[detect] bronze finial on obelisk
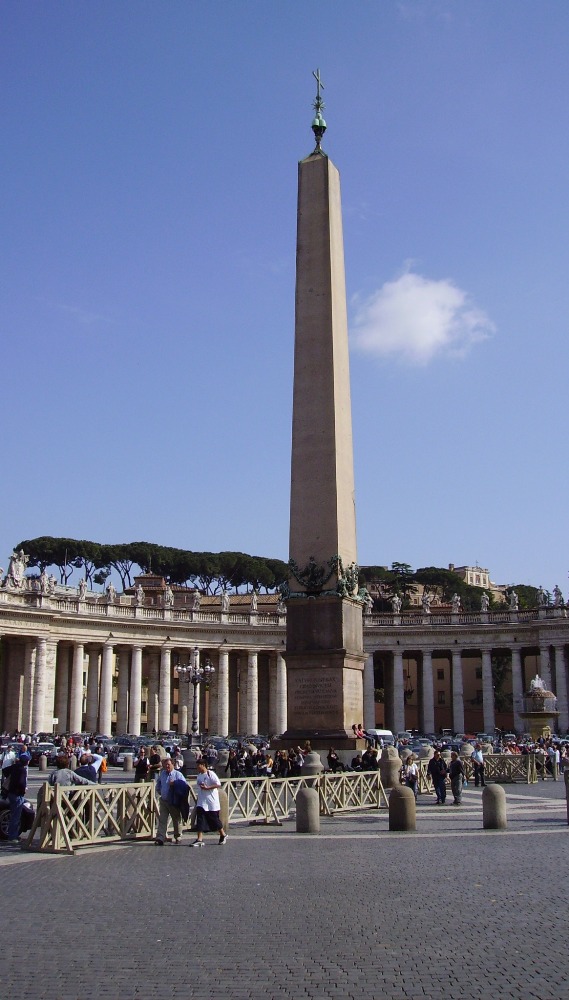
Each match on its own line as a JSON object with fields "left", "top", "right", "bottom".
{"left": 282, "top": 74, "right": 366, "bottom": 747}
{"left": 311, "top": 68, "right": 327, "bottom": 153}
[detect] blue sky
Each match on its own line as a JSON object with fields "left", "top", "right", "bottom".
{"left": 2, "top": 1, "right": 569, "bottom": 594}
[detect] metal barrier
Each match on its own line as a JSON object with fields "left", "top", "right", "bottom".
{"left": 25, "top": 771, "right": 388, "bottom": 853}
{"left": 24, "top": 781, "right": 155, "bottom": 854}
{"left": 418, "top": 753, "right": 537, "bottom": 794}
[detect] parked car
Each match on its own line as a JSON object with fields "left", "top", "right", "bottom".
{"left": 29, "top": 743, "right": 57, "bottom": 766}
{"left": 0, "top": 795, "right": 35, "bottom": 840}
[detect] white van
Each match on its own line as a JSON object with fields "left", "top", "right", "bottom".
{"left": 364, "top": 728, "right": 394, "bottom": 745}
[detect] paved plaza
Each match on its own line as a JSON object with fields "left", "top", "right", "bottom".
{"left": 1, "top": 780, "right": 568, "bottom": 1000}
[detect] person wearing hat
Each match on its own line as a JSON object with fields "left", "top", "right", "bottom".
{"left": 3, "top": 750, "right": 30, "bottom": 843}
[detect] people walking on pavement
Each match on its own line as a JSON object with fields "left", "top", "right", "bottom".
{"left": 427, "top": 750, "right": 448, "bottom": 803}
{"left": 3, "top": 750, "right": 30, "bottom": 842}
{"left": 472, "top": 744, "right": 485, "bottom": 787}
{"left": 449, "top": 751, "right": 465, "bottom": 805}
{"left": 403, "top": 754, "right": 419, "bottom": 799}
{"left": 192, "top": 760, "right": 227, "bottom": 847}
{"left": 154, "top": 756, "right": 189, "bottom": 846}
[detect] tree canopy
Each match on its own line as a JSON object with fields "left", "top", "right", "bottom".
{"left": 15, "top": 536, "right": 288, "bottom": 594}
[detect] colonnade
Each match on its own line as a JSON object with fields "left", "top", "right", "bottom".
{"left": 364, "top": 641, "right": 569, "bottom": 735}
{"left": 1, "top": 636, "right": 287, "bottom": 738}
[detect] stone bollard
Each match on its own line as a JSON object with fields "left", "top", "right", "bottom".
{"left": 389, "top": 785, "right": 416, "bottom": 831}
{"left": 123, "top": 753, "right": 133, "bottom": 772}
{"left": 302, "top": 751, "right": 324, "bottom": 781}
{"left": 182, "top": 749, "right": 201, "bottom": 779}
{"left": 296, "top": 787, "right": 320, "bottom": 833}
{"left": 482, "top": 784, "right": 507, "bottom": 829}
{"left": 219, "top": 788, "right": 229, "bottom": 833}
{"left": 565, "top": 769, "right": 569, "bottom": 826}
{"left": 380, "top": 746, "right": 403, "bottom": 789}
{"left": 39, "top": 754, "right": 48, "bottom": 773}
{"left": 69, "top": 754, "right": 78, "bottom": 771}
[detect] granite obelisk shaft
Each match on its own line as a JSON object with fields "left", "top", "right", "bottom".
{"left": 285, "top": 150, "right": 365, "bottom": 743}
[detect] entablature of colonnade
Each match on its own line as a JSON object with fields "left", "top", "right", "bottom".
{"left": 363, "top": 615, "right": 569, "bottom": 654}
{"left": 0, "top": 597, "right": 286, "bottom": 652}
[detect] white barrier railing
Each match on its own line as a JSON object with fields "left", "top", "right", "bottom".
{"left": 24, "top": 771, "right": 388, "bottom": 853}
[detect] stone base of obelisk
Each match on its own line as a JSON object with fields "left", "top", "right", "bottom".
{"left": 278, "top": 596, "right": 366, "bottom": 747}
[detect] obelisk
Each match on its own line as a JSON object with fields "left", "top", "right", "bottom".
{"left": 284, "top": 72, "right": 366, "bottom": 745}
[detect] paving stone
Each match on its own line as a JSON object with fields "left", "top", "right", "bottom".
{"left": 1, "top": 781, "right": 567, "bottom": 998}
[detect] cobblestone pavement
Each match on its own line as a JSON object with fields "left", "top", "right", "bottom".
{"left": 2, "top": 781, "right": 567, "bottom": 999}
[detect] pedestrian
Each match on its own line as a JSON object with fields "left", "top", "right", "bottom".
{"left": 192, "top": 760, "right": 227, "bottom": 847}
{"left": 134, "top": 746, "right": 151, "bottom": 783}
{"left": 448, "top": 751, "right": 465, "bottom": 805}
{"left": 403, "top": 754, "right": 419, "bottom": 799}
{"left": 49, "top": 754, "right": 95, "bottom": 787}
{"left": 427, "top": 750, "right": 448, "bottom": 804}
{"left": 3, "top": 750, "right": 30, "bottom": 843}
{"left": 472, "top": 744, "right": 485, "bottom": 787}
{"left": 75, "top": 753, "right": 102, "bottom": 782}
{"left": 154, "top": 756, "right": 189, "bottom": 846}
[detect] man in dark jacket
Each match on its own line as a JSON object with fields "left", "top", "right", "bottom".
{"left": 427, "top": 750, "right": 448, "bottom": 804}
{"left": 3, "top": 751, "right": 30, "bottom": 842}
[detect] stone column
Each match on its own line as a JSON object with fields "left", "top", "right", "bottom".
{"left": 539, "top": 644, "right": 553, "bottom": 691}
{"left": 178, "top": 674, "right": 189, "bottom": 736}
{"left": 116, "top": 649, "right": 130, "bottom": 735}
{"left": 268, "top": 655, "right": 278, "bottom": 736}
{"left": 511, "top": 647, "right": 524, "bottom": 734}
{"left": 421, "top": 650, "right": 435, "bottom": 735}
{"left": 31, "top": 637, "right": 48, "bottom": 733}
{"left": 44, "top": 640, "right": 58, "bottom": 731}
{"left": 363, "top": 653, "right": 376, "bottom": 731}
{"left": 451, "top": 649, "right": 464, "bottom": 735}
{"left": 207, "top": 658, "right": 218, "bottom": 735}
{"left": 69, "top": 642, "right": 85, "bottom": 733}
{"left": 22, "top": 641, "right": 36, "bottom": 734}
{"left": 85, "top": 648, "right": 100, "bottom": 733}
{"left": 273, "top": 652, "right": 285, "bottom": 736}
{"left": 54, "top": 646, "right": 70, "bottom": 735}
{"left": 129, "top": 645, "right": 142, "bottom": 735}
{"left": 482, "top": 649, "right": 495, "bottom": 734}
{"left": 217, "top": 646, "right": 230, "bottom": 737}
{"left": 247, "top": 651, "right": 258, "bottom": 735}
{"left": 393, "top": 650, "right": 405, "bottom": 735}
{"left": 158, "top": 645, "right": 172, "bottom": 732}
{"left": 99, "top": 642, "right": 114, "bottom": 736}
{"left": 554, "top": 644, "right": 568, "bottom": 733}
{"left": 238, "top": 656, "right": 248, "bottom": 734}
{"left": 147, "top": 651, "right": 159, "bottom": 734}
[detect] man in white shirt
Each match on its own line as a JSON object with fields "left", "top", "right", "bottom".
{"left": 192, "top": 760, "right": 227, "bottom": 847}
{"left": 472, "top": 744, "right": 485, "bottom": 787}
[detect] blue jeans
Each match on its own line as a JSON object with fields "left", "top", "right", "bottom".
{"left": 7, "top": 793, "right": 24, "bottom": 840}
{"left": 434, "top": 778, "right": 446, "bottom": 803}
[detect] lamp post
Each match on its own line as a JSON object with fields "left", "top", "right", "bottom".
{"left": 176, "top": 646, "right": 215, "bottom": 745}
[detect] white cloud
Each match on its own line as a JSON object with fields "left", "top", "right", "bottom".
{"left": 351, "top": 270, "right": 495, "bottom": 365}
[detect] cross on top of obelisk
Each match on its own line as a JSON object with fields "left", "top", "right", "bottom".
{"left": 311, "top": 68, "right": 327, "bottom": 153}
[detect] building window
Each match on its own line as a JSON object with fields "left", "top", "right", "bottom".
{"left": 438, "top": 691, "right": 446, "bottom": 705}
{"left": 141, "top": 701, "right": 147, "bottom": 715}
{"left": 476, "top": 689, "right": 483, "bottom": 702}
{"left": 475, "top": 667, "right": 482, "bottom": 679}
{"left": 437, "top": 669, "right": 445, "bottom": 680}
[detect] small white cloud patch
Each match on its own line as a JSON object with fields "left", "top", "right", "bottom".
{"left": 351, "top": 271, "right": 494, "bottom": 365}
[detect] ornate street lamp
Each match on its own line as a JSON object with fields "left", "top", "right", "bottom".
{"left": 176, "top": 646, "right": 215, "bottom": 745}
